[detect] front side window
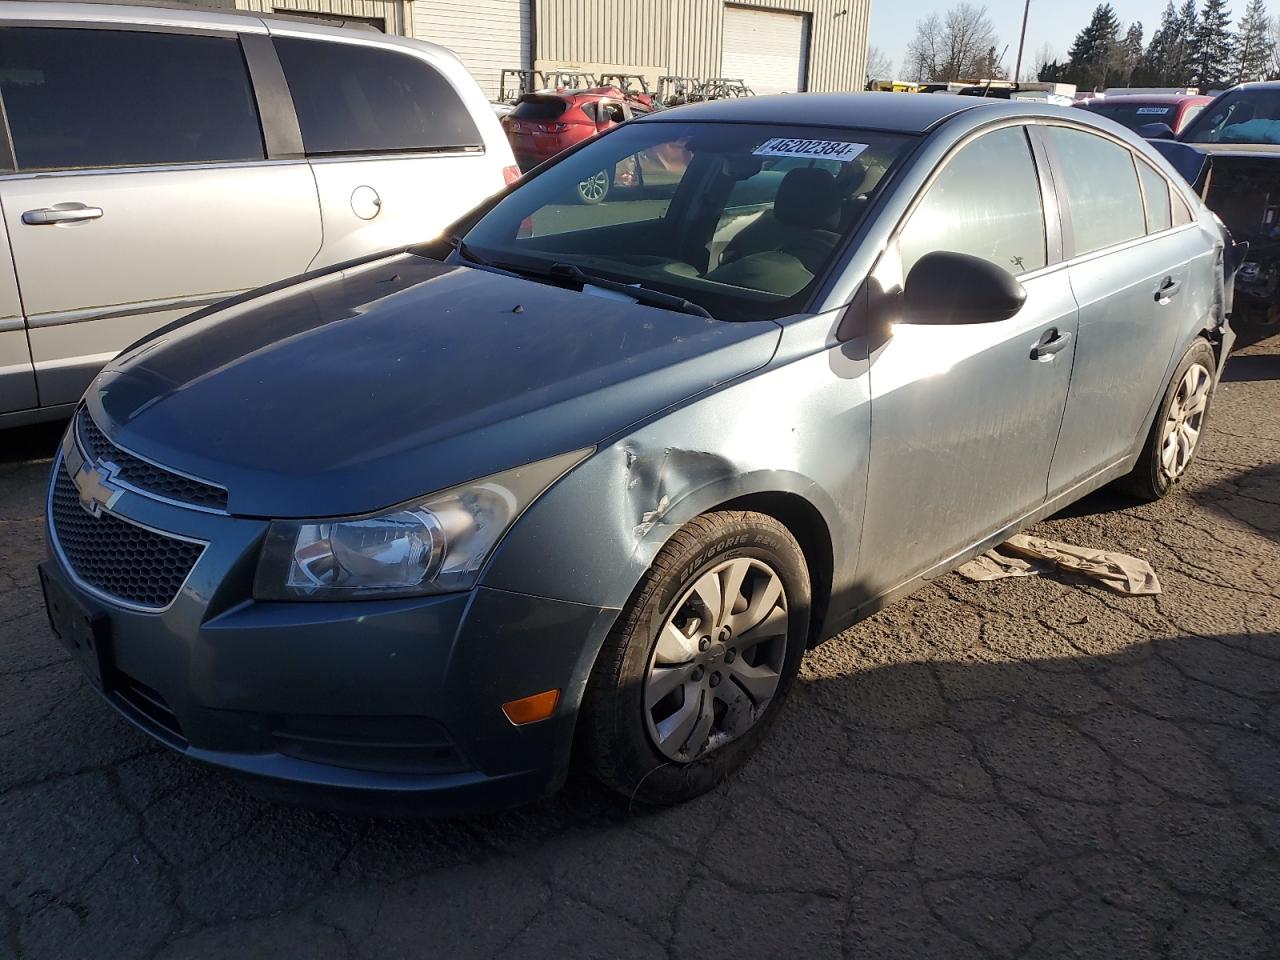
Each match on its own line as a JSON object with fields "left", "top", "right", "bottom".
{"left": 0, "top": 27, "right": 264, "bottom": 171}
{"left": 461, "top": 122, "right": 914, "bottom": 321}
{"left": 1136, "top": 160, "right": 1172, "bottom": 233}
{"left": 898, "top": 126, "right": 1047, "bottom": 277}
{"left": 274, "top": 37, "right": 481, "bottom": 155}
{"left": 1047, "top": 126, "right": 1146, "bottom": 256}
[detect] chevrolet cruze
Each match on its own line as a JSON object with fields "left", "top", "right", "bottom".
{"left": 40, "top": 94, "right": 1235, "bottom": 812}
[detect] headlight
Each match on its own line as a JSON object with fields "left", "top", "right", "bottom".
{"left": 254, "top": 448, "right": 591, "bottom": 600}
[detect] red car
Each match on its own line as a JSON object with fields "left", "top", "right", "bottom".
{"left": 502, "top": 87, "right": 650, "bottom": 179}
{"left": 1075, "top": 93, "right": 1214, "bottom": 136}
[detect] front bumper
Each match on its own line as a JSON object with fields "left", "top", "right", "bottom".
{"left": 42, "top": 452, "right": 619, "bottom": 815}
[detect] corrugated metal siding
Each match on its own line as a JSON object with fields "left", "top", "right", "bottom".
{"left": 234, "top": 0, "right": 409, "bottom": 33}
{"left": 534, "top": 0, "right": 868, "bottom": 93}
{"left": 413, "top": 0, "right": 531, "bottom": 99}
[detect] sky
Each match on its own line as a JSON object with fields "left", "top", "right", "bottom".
{"left": 869, "top": 0, "right": 1255, "bottom": 80}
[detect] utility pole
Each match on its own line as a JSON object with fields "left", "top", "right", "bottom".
{"left": 1013, "top": 0, "right": 1032, "bottom": 82}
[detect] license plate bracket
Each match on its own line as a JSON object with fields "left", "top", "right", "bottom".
{"left": 39, "top": 563, "right": 111, "bottom": 691}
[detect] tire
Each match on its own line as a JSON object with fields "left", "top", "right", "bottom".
{"left": 581, "top": 511, "right": 811, "bottom": 805}
{"left": 1121, "top": 337, "right": 1217, "bottom": 501}
{"left": 576, "top": 169, "right": 610, "bottom": 204}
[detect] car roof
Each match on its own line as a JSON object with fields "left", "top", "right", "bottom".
{"left": 0, "top": 1, "right": 460, "bottom": 60}
{"left": 640, "top": 92, "right": 1005, "bottom": 134}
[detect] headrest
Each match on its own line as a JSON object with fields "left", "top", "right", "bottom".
{"left": 774, "top": 167, "right": 841, "bottom": 230}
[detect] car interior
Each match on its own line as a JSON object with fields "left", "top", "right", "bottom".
{"left": 462, "top": 127, "right": 910, "bottom": 319}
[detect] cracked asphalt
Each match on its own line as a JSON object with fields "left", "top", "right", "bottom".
{"left": 2, "top": 332, "right": 1278, "bottom": 960}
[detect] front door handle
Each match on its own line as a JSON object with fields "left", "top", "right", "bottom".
{"left": 1031, "top": 328, "right": 1073, "bottom": 360}
{"left": 1154, "top": 276, "right": 1182, "bottom": 302}
{"left": 22, "top": 204, "right": 104, "bottom": 226}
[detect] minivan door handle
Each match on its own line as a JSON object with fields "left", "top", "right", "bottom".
{"left": 1031, "top": 328, "right": 1073, "bottom": 361}
{"left": 1154, "top": 276, "right": 1182, "bottom": 302}
{"left": 22, "top": 204, "right": 104, "bottom": 226}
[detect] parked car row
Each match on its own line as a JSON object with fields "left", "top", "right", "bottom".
{"left": 33, "top": 11, "right": 1239, "bottom": 817}
{"left": 1130, "top": 82, "right": 1280, "bottom": 329}
{"left": 0, "top": 2, "right": 517, "bottom": 427}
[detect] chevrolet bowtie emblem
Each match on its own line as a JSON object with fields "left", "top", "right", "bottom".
{"left": 64, "top": 438, "right": 124, "bottom": 518}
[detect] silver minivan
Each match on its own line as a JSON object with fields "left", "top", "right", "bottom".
{"left": 0, "top": 2, "right": 518, "bottom": 427}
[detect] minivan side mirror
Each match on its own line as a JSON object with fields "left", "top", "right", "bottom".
{"left": 902, "top": 251, "right": 1027, "bottom": 325}
{"left": 1136, "top": 121, "right": 1176, "bottom": 140}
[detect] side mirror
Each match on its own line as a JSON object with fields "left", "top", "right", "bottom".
{"left": 1136, "top": 122, "right": 1175, "bottom": 140}
{"left": 903, "top": 251, "right": 1026, "bottom": 325}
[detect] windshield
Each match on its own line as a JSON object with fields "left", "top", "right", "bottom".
{"left": 461, "top": 121, "right": 915, "bottom": 320}
{"left": 1181, "top": 89, "right": 1280, "bottom": 144}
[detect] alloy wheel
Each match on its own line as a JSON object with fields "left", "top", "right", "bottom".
{"left": 577, "top": 170, "right": 610, "bottom": 203}
{"left": 1161, "top": 361, "right": 1212, "bottom": 479}
{"left": 643, "top": 557, "right": 789, "bottom": 762}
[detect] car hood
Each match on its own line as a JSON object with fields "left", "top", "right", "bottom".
{"left": 90, "top": 254, "right": 781, "bottom": 518}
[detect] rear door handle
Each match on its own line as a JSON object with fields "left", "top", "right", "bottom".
{"left": 22, "top": 204, "right": 104, "bottom": 226}
{"left": 1031, "top": 328, "right": 1073, "bottom": 360}
{"left": 1154, "top": 276, "right": 1182, "bottom": 302}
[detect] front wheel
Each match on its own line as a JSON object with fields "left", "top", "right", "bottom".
{"left": 1122, "top": 337, "right": 1217, "bottom": 501}
{"left": 581, "top": 511, "right": 810, "bottom": 805}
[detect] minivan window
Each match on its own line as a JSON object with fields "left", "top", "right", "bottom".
{"left": 1047, "top": 127, "right": 1146, "bottom": 256}
{"left": 899, "top": 126, "right": 1047, "bottom": 277}
{"left": 0, "top": 27, "right": 264, "bottom": 171}
{"left": 274, "top": 38, "right": 482, "bottom": 155}
{"left": 1136, "top": 160, "right": 1172, "bottom": 233}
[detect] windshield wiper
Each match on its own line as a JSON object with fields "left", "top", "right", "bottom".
{"left": 445, "top": 234, "right": 492, "bottom": 267}
{"left": 549, "top": 262, "right": 714, "bottom": 319}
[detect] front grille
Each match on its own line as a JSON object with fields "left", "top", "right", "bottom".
{"left": 51, "top": 466, "right": 204, "bottom": 609}
{"left": 77, "top": 410, "right": 228, "bottom": 511}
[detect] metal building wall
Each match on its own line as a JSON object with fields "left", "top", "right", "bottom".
{"left": 533, "top": 0, "right": 869, "bottom": 93}
{"left": 233, "top": 0, "right": 413, "bottom": 34}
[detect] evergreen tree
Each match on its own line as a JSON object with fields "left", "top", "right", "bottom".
{"left": 1231, "top": 0, "right": 1272, "bottom": 83}
{"left": 1172, "top": 0, "right": 1201, "bottom": 85}
{"left": 1117, "top": 22, "right": 1145, "bottom": 85}
{"left": 1136, "top": 2, "right": 1180, "bottom": 85}
{"left": 1065, "top": 4, "right": 1121, "bottom": 92}
{"left": 1190, "top": 0, "right": 1232, "bottom": 89}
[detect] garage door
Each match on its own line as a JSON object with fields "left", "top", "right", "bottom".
{"left": 413, "top": 0, "right": 530, "bottom": 100}
{"left": 721, "top": 5, "right": 809, "bottom": 95}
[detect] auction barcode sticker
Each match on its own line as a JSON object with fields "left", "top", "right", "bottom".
{"left": 752, "top": 138, "right": 869, "bottom": 162}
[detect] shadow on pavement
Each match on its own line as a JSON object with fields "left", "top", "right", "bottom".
{"left": 7, "top": 624, "right": 1275, "bottom": 957}
{"left": 0, "top": 419, "right": 65, "bottom": 466}
{"left": 1222, "top": 351, "right": 1280, "bottom": 383}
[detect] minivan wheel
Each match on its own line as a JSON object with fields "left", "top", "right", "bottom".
{"left": 1122, "top": 338, "right": 1217, "bottom": 501}
{"left": 576, "top": 170, "right": 610, "bottom": 204}
{"left": 582, "top": 511, "right": 810, "bottom": 805}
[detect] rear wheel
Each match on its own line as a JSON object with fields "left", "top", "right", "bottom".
{"left": 582, "top": 511, "right": 810, "bottom": 804}
{"left": 1122, "top": 338, "right": 1217, "bottom": 501}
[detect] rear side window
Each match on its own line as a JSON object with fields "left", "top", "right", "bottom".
{"left": 0, "top": 27, "right": 264, "bottom": 171}
{"left": 1172, "top": 191, "right": 1194, "bottom": 226}
{"left": 1136, "top": 161, "right": 1172, "bottom": 233}
{"left": 274, "top": 38, "right": 481, "bottom": 155}
{"left": 1047, "top": 127, "right": 1146, "bottom": 256}
{"left": 899, "top": 126, "right": 1047, "bottom": 277}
